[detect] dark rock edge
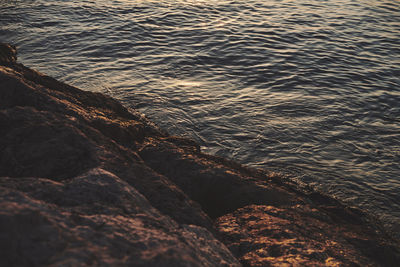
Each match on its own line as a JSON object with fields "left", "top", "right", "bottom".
{"left": 0, "top": 43, "right": 399, "bottom": 266}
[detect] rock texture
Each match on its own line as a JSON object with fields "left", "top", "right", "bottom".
{"left": 216, "top": 204, "right": 399, "bottom": 266}
{"left": 0, "top": 43, "right": 399, "bottom": 266}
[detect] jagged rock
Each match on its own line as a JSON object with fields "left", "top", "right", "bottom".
{"left": 0, "top": 169, "right": 238, "bottom": 266}
{"left": 0, "top": 44, "right": 399, "bottom": 266}
{"left": 138, "top": 139, "right": 298, "bottom": 218}
{"left": 215, "top": 205, "right": 400, "bottom": 266}
{"left": 0, "top": 43, "right": 17, "bottom": 64}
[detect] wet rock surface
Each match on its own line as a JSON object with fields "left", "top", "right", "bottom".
{"left": 0, "top": 43, "right": 399, "bottom": 266}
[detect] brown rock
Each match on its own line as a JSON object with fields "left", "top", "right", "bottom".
{"left": 0, "top": 169, "right": 239, "bottom": 266}
{"left": 0, "top": 43, "right": 17, "bottom": 64}
{"left": 216, "top": 205, "right": 400, "bottom": 266}
{"left": 138, "top": 139, "right": 298, "bottom": 218}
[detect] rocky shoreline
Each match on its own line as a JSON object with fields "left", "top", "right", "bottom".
{"left": 0, "top": 43, "right": 399, "bottom": 266}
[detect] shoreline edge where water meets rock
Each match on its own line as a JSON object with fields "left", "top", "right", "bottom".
{"left": 0, "top": 43, "right": 399, "bottom": 266}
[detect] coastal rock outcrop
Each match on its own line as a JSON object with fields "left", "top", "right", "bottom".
{"left": 0, "top": 43, "right": 399, "bottom": 266}
{"left": 216, "top": 204, "right": 398, "bottom": 266}
{"left": 0, "top": 169, "right": 237, "bottom": 266}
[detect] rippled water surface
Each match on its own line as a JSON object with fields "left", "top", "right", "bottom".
{"left": 1, "top": 0, "right": 400, "bottom": 234}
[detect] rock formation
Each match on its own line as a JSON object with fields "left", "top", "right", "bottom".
{"left": 0, "top": 43, "right": 399, "bottom": 266}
